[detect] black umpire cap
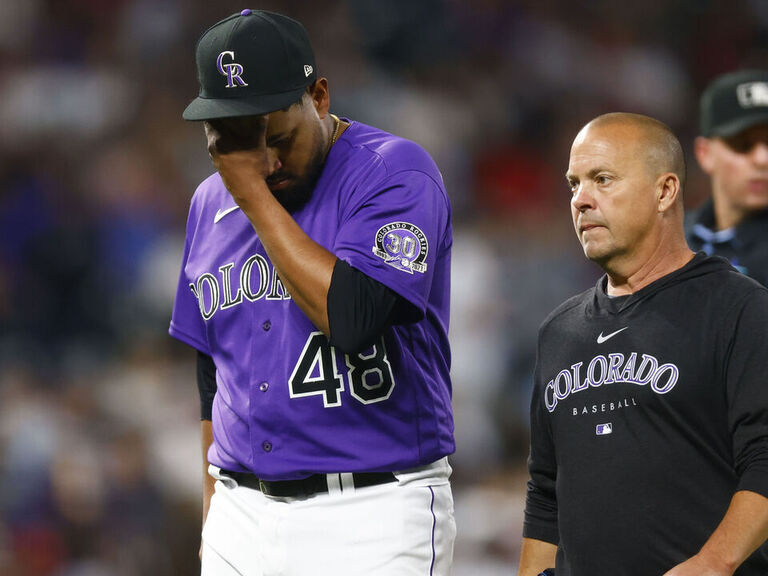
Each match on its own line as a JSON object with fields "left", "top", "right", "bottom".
{"left": 183, "top": 9, "right": 317, "bottom": 121}
{"left": 700, "top": 69, "right": 768, "bottom": 137}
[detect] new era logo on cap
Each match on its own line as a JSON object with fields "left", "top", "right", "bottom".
{"left": 737, "top": 82, "right": 768, "bottom": 108}
{"left": 304, "top": 65, "right": 313, "bottom": 77}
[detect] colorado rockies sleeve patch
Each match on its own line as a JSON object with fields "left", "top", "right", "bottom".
{"left": 372, "top": 222, "right": 428, "bottom": 274}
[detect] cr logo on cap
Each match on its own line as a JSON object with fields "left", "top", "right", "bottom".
{"left": 216, "top": 51, "right": 248, "bottom": 88}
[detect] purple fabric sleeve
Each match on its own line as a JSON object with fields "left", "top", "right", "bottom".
{"left": 333, "top": 169, "right": 450, "bottom": 316}
{"left": 169, "top": 194, "right": 210, "bottom": 354}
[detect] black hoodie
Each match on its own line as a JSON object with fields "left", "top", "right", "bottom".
{"left": 524, "top": 252, "right": 768, "bottom": 575}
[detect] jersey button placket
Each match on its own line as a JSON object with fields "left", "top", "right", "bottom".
{"left": 253, "top": 316, "right": 273, "bottom": 460}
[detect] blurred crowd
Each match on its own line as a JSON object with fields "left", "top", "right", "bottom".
{"left": 0, "top": 0, "right": 766, "bottom": 574}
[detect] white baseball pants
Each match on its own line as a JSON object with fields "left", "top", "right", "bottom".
{"left": 201, "top": 458, "right": 455, "bottom": 576}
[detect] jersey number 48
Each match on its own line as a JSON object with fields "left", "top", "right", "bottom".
{"left": 289, "top": 332, "right": 396, "bottom": 407}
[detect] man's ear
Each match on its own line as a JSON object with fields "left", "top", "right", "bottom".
{"left": 657, "top": 173, "right": 681, "bottom": 213}
{"left": 309, "top": 78, "right": 330, "bottom": 117}
{"left": 694, "top": 136, "right": 714, "bottom": 175}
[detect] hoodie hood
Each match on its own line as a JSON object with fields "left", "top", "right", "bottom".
{"left": 590, "top": 252, "right": 736, "bottom": 316}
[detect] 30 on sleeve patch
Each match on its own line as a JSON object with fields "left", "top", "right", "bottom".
{"left": 372, "top": 222, "right": 428, "bottom": 274}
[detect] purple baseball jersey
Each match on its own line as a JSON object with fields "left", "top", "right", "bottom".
{"left": 169, "top": 121, "right": 454, "bottom": 480}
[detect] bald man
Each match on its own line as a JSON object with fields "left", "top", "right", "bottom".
{"left": 519, "top": 113, "right": 768, "bottom": 576}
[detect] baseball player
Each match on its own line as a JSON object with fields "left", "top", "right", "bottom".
{"left": 169, "top": 10, "right": 455, "bottom": 576}
{"left": 687, "top": 69, "right": 768, "bottom": 286}
{"left": 519, "top": 113, "right": 768, "bottom": 575}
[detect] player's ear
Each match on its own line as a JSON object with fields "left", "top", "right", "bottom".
{"left": 309, "top": 78, "right": 330, "bottom": 117}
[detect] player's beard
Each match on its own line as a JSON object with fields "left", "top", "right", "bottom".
{"left": 268, "top": 130, "right": 328, "bottom": 213}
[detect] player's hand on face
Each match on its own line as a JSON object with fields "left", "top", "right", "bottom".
{"left": 662, "top": 554, "right": 734, "bottom": 576}
{"left": 204, "top": 115, "right": 278, "bottom": 202}
{"left": 205, "top": 115, "right": 268, "bottom": 154}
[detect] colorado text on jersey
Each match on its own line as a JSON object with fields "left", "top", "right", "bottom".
{"left": 188, "top": 255, "right": 291, "bottom": 321}
{"left": 544, "top": 352, "right": 679, "bottom": 413}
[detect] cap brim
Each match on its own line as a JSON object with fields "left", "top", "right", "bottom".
{"left": 708, "top": 112, "right": 768, "bottom": 137}
{"left": 182, "top": 86, "right": 308, "bottom": 121}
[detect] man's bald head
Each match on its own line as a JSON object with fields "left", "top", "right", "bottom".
{"left": 578, "top": 112, "right": 687, "bottom": 194}
{"left": 567, "top": 112, "right": 692, "bottom": 282}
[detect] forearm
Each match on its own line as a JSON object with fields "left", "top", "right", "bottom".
{"left": 234, "top": 179, "right": 336, "bottom": 334}
{"left": 664, "top": 490, "right": 768, "bottom": 575}
{"left": 201, "top": 420, "right": 215, "bottom": 528}
{"left": 518, "top": 537, "right": 557, "bottom": 576}
{"left": 698, "top": 490, "right": 768, "bottom": 571}
{"left": 206, "top": 119, "right": 337, "bottom": 335}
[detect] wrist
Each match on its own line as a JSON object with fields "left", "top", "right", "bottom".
{"left": 696, "top": 545, "right": 737, "bottom": 575}
{"left": 228, "top": 177, "right": 271, "bottom": 210}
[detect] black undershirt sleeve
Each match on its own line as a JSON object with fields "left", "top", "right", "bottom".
{"left": 327, "top": 259, "right": 417, "bottom": 354}
{"left": 196, "top": 351, "right": 217, "bottom": 421}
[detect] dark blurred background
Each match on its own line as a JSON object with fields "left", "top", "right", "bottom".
{"left": 0, "top": 1, "right": 765, "bottom": 574}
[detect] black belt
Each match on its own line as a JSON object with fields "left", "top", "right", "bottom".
{"left": 222, "top": 470, "right": 397, "bottom": 497}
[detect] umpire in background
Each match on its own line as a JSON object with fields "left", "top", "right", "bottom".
{"left": 519, "top": 113, "right": 768, "bottom": 575}
{"left": 687, "top": 69, "right": 768, "bottom": 286}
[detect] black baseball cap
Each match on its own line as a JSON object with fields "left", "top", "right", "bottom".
{"left": 183, "top": 9, "right": 317, "bottom": 121}
{"left": 700, "top": 69, "right": 768, "bottom": 137}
